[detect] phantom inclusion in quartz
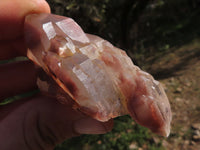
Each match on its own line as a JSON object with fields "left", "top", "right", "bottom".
{"left": 24, "top": 13, "right": 172, "bottom": 137}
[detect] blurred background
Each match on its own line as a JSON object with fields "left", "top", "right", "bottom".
{"left": 47, "top": 0, "right": 199, "bottom": 149}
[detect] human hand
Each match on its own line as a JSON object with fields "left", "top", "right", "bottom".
{"left": 0, "top": 0, "right": 113, "bottom": 150}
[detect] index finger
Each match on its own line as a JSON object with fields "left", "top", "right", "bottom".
{"left": 0, "top": 0, "right": 50, "bottom": 60}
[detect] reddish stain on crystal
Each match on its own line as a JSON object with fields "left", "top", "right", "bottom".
{"left": 42, "top": 53, "right": 78, "bottom": 97}
{"left": 101, "top": 50, "right": 122, "bottom": 72}
{"left": 126, "top": 74, "right": 164, "bottom": 134}
{"left": 61, "top": 75, "right": 78, "bottom": 98}
{"left": 134, "top": 75, "right": 148, "bottom": 97}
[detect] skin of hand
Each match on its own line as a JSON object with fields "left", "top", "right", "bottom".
{"left": 0, "top": 0, "right": 113, "bottom": 150}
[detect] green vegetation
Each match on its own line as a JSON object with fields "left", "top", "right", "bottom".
{"left": 0, "top": 56, "right": 28, "bottom": 65}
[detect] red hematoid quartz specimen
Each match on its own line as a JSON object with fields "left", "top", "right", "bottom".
{"left": 24, "top": 13, "right": 172, "bottom": 137}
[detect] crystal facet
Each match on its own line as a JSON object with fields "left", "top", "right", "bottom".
{"left": 24, "top": 13, "right": 172, "bottom": 137}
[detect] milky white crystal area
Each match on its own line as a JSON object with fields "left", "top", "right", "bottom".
{"left": 24, "top": 13, "right": 172, "bottom": 136}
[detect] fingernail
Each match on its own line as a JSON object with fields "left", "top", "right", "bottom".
{"left": 73, "top": 118, "right": 112, "bottom": 134}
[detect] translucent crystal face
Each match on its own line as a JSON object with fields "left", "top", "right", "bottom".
{"left": 24, "top": 13, "right": 172, "bottom": 136}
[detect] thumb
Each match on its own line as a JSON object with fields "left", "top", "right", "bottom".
{"left": 0, "top": 0, "right": 50, "bottom": 40}
{"left": 0, "top": 95, "right": 113, "bottom": 150}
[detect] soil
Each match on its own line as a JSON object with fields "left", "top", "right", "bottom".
{"left": 144, "top": 39, "right": 200, "bottom": 150}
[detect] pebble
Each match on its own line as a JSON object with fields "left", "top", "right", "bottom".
{"left": 190, "top": 141, "right": 196, "bottom": 145}
{"left": 175, "top": 97, "right": 183, "bottom": 102}
{"left": 129, "top": 142, "right": 138, "bottom": 149}
{"left": 184, "top": 140, "right": 190, "bottom": 145}
{"left": 186, "top": 81, "right": 192, "bottom": 87}
{"left": 194, "top": 130, "right": 200, "bottom": 136}
{"left": 153, "top": 137, "right": 160, "bottom": 144}
{"left": 191, "top": 123, "right": 200, "bottom": 142}
{"left": 162, "top": 140, "right": 170, "bottom": 147}
{"left": 192, "top": 123, "right": 200, "bottom": 130}
{"left": 193, "top": 135, "right": 200, "bottom": 141}
{"left": 97, "top": 140, "right": 102, "bottom": 144}
{"left": 174, "top": 87, "right": 182, "bottom": 93}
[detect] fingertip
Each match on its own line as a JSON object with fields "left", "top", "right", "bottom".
{"left": 102, "top": 119, "right": 114, "bottom": 132}
{"left": 0, "top": 0, "right": 50, "bottom": 40}
{"left": 28, "top": 0, "right": 51, "bottom": 14}
{"left": 73, "top": 118, "right": 113, "bottom": 134}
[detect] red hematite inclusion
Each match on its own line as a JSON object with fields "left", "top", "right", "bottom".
{"left": 24, "top": 13, "right": 172, "bottom": 137}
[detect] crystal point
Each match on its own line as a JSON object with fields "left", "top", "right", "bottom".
{"left": 24, "top": 13, "right": 172, "bottom": 136}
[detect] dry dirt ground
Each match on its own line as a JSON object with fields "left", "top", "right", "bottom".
{"left": 145, "top": 39, "right": 200, "bottom": 150}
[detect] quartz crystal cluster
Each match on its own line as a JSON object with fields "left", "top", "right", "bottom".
{"left": 24, "top": 13, "right": 172, "bottom": 137}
